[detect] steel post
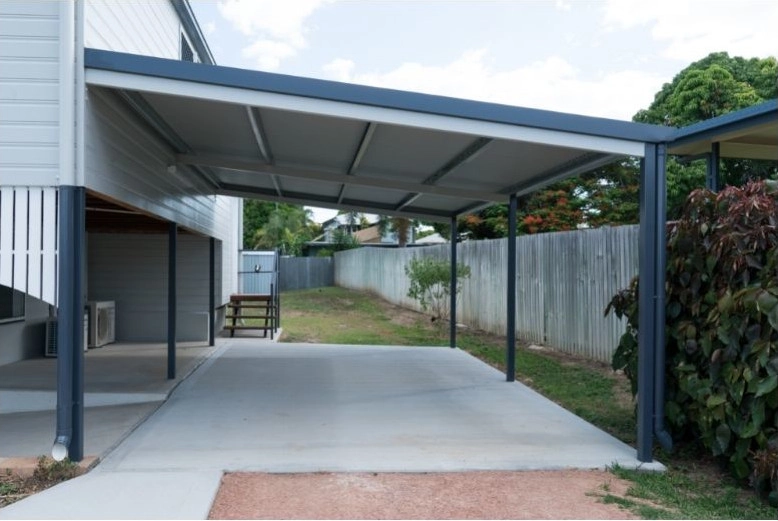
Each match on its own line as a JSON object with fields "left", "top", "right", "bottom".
{"left": 168, "top": 222, "right": 177, "bottom": 379}
{"left": 506, "top": 194, "right": 517, "bottom": 382}
{"left": 450, "top": 215, "right": 457, "bottom": 348}
{"left": 209, "top": 237, "right": 215, "bottom": 347}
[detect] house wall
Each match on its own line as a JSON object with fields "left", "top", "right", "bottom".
{"left": 0, "top": 295, "right": 50, "bottom": 366}
{"left": 88, "top": 232, "right": 218, "bottom": 342}
{"left": 84, "top": 0, "right": 201, "bottom": 62}
{"left": 0, "top": 1, "right": 61, "bottom": 186}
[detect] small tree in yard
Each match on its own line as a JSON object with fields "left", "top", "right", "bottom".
{"left": 405, "top": 257, "right": 471, "bottom": 322}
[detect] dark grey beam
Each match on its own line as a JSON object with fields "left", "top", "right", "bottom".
{"left": 246, "top": 106, "right": 282, "bottom": 197}
{"left": 338, "top": 123, "right": 377, "bottom": 204}
{"left": 506, "top": 193, "right": 517, "bottom": 382}
{"left": 209, "top": 237, "right": 215, "bottom": 347}
{"left": 706, "top": 142, "right": 720, "bottom": 192}
{"left": 53, "top": 186, "right": 85, "bottom": 462}
{"left": 168, "top": 222, "right": 177, "bottom": 380}
{"left": 498, "top": 152, "right": 617, "bottom": 196}
{"left": 395, "top": 193, "right": 421, "bottom": 211}
{"left": 454, "top": 201, "right": 493, "bottom": 216}
{"left": 348, "top": 122, "right": 377, "bottom": 175}
{"left": 246, "top": 106, "right": 273, "bottom": 163}
{"left": 423, "top": 137, "right": 492, "bottom": 185}
{"left": 450, "top": 215, "right": 457, "bottom": 348}
{"left": 398, "top": 138, "right": 493, "bottom": 212}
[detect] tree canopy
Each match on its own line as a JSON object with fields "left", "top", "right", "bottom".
{"left": 242, "top": 200, "right": 319, "bottom": 256}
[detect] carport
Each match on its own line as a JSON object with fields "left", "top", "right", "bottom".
{"left": 55, "top": 48, "right": 767, "bottom": 466}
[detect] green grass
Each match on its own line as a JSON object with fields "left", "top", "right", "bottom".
{"left": 276, "top": 286, "right": 777, "bottom": 519}
{"left": 606, "top": 463, "right": 776, "bottom": 519}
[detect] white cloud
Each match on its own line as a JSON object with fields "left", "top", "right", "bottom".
{"left": 242, "top": 40, "right": 297, "bottom": 71}
{"left": 217, "top": 0, "right": 334, "bottom": 70}
{"left": 322, "top": 58, "right": 355, "bottom": 82}
{"left": 323, "top": 50, "right": 666, "bottom": 120}
{"left": 602, "top": 0, "right": 778, "bottom": 62}
{"left": 203, "top": 21, "right": 216, "bottom": 35}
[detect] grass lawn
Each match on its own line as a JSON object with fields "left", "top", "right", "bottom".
{"left": 276, "top": 286, "right": 776, "bottom": 520}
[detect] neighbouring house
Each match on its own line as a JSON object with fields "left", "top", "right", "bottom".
{"left": 305, "top": 214, "right": 422, "bottom": 255}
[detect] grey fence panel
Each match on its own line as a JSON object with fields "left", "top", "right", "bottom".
{"left": 334, "top": 225, "right": 639, "bottom": 363}
{"left": 279, "top": 257, "right": 334, "bottom": 291}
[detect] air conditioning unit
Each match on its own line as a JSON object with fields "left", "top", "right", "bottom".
{"left": 88, "top": 301, "right": 116, "bottom": 348}
{"left": 45, "top": 312, "right": 89, "bottom": 357}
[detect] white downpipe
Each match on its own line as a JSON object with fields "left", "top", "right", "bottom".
{"left": 58, "top": 0, "right": 76, "bottom": 186}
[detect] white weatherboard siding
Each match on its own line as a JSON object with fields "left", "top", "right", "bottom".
{"left": 84, "top": 0, "right": 181, "bottom": 60}
{"left": 88, "top": 233, "right": 215, "bottom": 342}
{"left": 0, "top": 1, "right": 61, "bottom": 186}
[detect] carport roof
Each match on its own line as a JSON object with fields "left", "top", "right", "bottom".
{"left": 84, "top": 49, "right": 674, "bottom": 221}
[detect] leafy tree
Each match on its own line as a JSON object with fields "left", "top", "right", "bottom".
{"left": 377, "top": 216, "right": 417, "bottom": 246}
{"left": 250, "top": 205, "right": 318, "bottom": 256}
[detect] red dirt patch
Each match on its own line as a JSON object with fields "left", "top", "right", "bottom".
{"left": 209, "top": 470, "right": 637, "bottom": 520}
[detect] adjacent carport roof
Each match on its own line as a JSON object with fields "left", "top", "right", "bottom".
{"left": 668, "top": 100, "right": 778, "bottom": 161}
{"left": 84, "top": 49, "right": 676, "bottom": 222}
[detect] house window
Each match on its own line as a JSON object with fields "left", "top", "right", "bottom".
{"left": 181, "top": 33, "right": 194, "bottom": 62}
{"left": 0, "top": 284, "right": 25, "bottom": 323}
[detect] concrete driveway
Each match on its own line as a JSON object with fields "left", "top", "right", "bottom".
{"left": 2, "top": 340, "right": 657, "bottom": 519}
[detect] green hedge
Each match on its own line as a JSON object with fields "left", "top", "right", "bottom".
{"left": 607, "top": 180, "right": 778, "bottom": 505}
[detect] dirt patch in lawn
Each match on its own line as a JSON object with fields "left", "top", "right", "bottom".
{"left": 209, "top": 470, "right": 638, "bottom": 520}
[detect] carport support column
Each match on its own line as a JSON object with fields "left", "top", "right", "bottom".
{"left": 209, "top": 237, "right": 215, "bottom": 347}
{"left": 449, "top": 215, "right": 457, "bottom": 348}
{"left": 168, "top": 222, "right": 177, "bottom": 379}
{"left": 637, "top": 143, "right": 669, "bottom": 462}
{"left": 706, "top": 142, "right": 720, "bottom": 192}
{"left": 506, "top": 193, "right": 517, "bottom": 382}
{"left": 55, "top": 186, "right": 85, "bottom": 462}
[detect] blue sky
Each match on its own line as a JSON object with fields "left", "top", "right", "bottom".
{"left": 188, "top": 0, "right": 777, "bottom": 221}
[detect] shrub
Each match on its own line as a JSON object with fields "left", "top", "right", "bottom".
{"left": 607, "top": 180, "right": 778, "bottom": 501}
{"left": 405, "top": 256, "right": 470, "bottom": 321}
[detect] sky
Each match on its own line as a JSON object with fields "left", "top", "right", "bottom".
{"left": 188, "top": 0, "right": 777, "bottom": 222}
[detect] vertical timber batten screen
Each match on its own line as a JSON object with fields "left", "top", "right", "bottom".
{"left": 0, "top": 187, "right": 59, "bottom": 305}
{"left": 335, "top": 225, "right": 639, "bottom": 363}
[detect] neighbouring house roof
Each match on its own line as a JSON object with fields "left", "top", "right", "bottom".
{"left": 414, "top": 233, "right": 448, "bottom": 244}
{"left": 353, "top": 225, "right": 382, "bottom": 244}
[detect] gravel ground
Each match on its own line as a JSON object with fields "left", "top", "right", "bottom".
{"left": 209, "top": 470, "right": 637, "bottom": 519}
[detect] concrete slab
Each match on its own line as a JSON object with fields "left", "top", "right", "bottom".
{"left": 0, "top": 403, "right": 161, "bottom": 458}
{"left": 3, "top": 340, "right": 661, "bottom": 520}
{"left": 0, "top": 470, "right": 222, "bottom": 520}
{"left": 100, "top": 342, "right": 655, "bottom": 474}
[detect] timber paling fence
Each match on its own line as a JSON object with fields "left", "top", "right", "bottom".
{"left": 279, "top": 256, "right": 334, "bottom": 291}
{"left": 334, "top": 225, "right": 639, "bottom": 363}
